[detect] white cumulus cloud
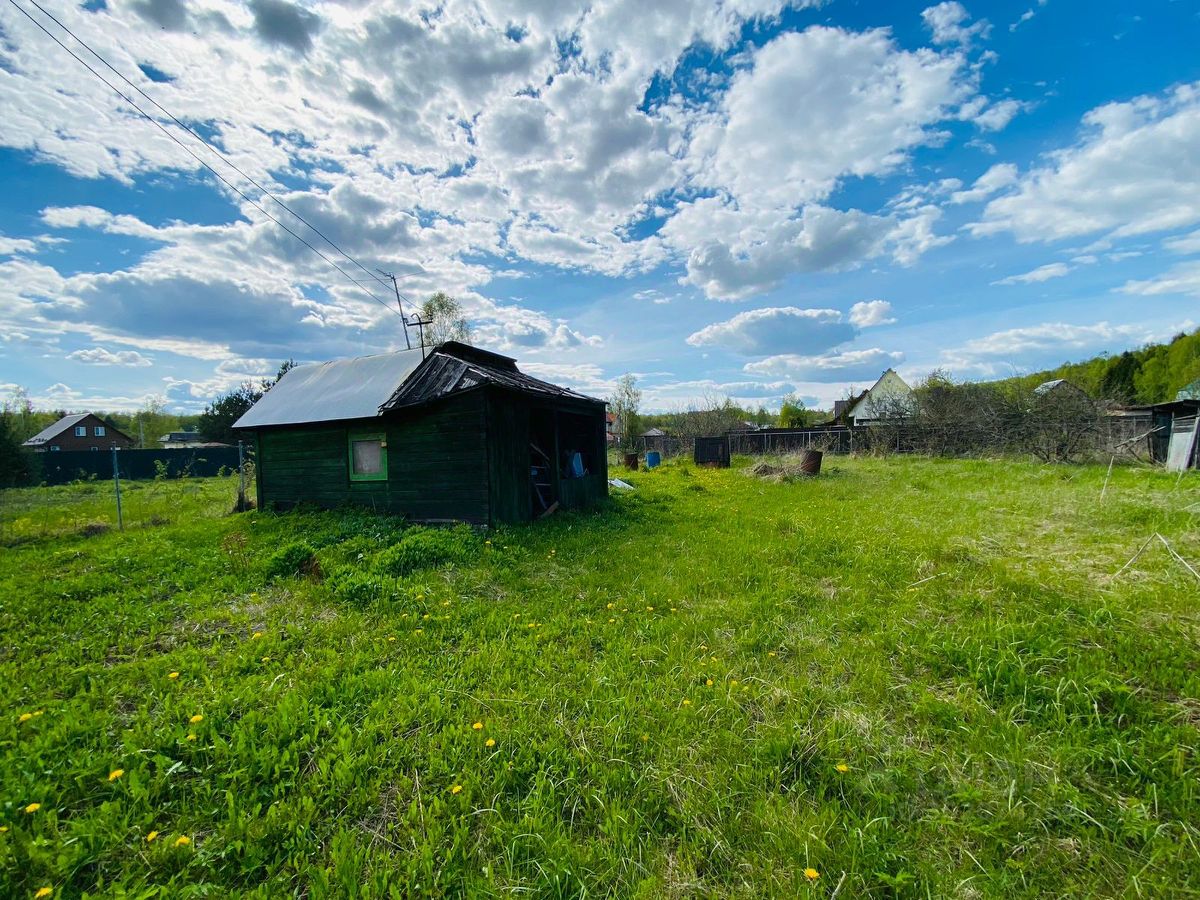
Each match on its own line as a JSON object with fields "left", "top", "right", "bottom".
{"left": 849, "top": 300, "right": 896, "bottom": 327}
{"left": 972, "top": 82, "right": 1200, "bottom": 243}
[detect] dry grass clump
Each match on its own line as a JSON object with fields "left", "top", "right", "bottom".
{"left": 745, "top": 454, "right": 818, "bottom": 481}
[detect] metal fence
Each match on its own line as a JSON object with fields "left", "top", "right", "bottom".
{"left": 32, "top": 446, "right": 245, "bottom": 486}
{"left": 636, "top": 416, "right": 1174, "bottom": 464}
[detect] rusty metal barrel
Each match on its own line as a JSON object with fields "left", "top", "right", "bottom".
{"left": 799, "top": 449, "right": 823, "bottom": 476}
{"left": 624, "top": 452, "right": 639, "bottom": 471}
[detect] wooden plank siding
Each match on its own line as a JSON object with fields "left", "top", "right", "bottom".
{"left": 256, "top": 391, "right": 491, "bottom": 523}
{"left": 251, "top": 387, "right": 606, "bottom": 525}
{"left": 486, "top": 392, "right": 532, "bottom": 524}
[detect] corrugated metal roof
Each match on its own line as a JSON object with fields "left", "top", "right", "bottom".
{"left": 234, "top": 342, "right": 604, "bottom": 429}
{"left": 23, "top": 413, "right": 91, "bottom": 445}
{"left": 233, "top": 349, "right": 425, "bottom": 428}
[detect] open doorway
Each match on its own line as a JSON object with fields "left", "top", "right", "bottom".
{"left": 529, "top": 409, "right": 557, "bottom": 514}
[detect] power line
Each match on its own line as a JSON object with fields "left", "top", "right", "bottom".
{"left": 21, "top": 0, "right": 400, "bottom": 297}
{"left": 4, "top": 0, "right": 412, "bottom": 327}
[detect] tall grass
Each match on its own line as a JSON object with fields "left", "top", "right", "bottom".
{"left": 1, "top": 457, "right": 1197, "bottom": 897}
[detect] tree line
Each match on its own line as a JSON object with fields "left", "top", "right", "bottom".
{"left": 994, "top": 327, "right": 1200, "bottom": 405}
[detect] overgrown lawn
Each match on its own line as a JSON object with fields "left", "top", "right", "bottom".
{"left": 1, "top": 457, "right": 1198, "bottom": 897}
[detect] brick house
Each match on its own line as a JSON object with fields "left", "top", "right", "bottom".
{"left": 22, "top": 413, "right": 135, "bottom": 452}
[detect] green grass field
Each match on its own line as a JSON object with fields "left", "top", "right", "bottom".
{"left": 2, "top": 457, "right": 1198, "bottom": 898}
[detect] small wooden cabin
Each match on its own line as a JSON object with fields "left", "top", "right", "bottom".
{"left": 233, "top": 342, "right": 608, "bottom": 525}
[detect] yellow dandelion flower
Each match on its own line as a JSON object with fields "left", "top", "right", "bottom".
{"left": 670, "top": 607, "right": 677, "bottom": 612}
{"left": 836, "top": 763, "right": 850, "bottom": 773}
{"left": 646, "top": 606, "right": 655, "bottom": 611}
{"left": 442, "top": 600, "right": 451, "bottom": 606}
{"left": 146, "top": 830, "right": 159, "bottom": 842}
{"left": 251, "top": 631, "right": 263, "bottom": 640}
{"left": 527, "top": 623, "right": 536, "bottom": 628}
{"left": 261, "top": 656, "right": 271, "bottom": 662}
{"left": 167, "top": 672, "right": 180, "bottom": 680}
{"left": 415, "top": 628, "right": 424, "bottom": 634}
{"left": 705, "top": 678, "right": 714, "bottom": 687}
{"left": 804, "top": 867, "right": 819, "bottom": 881}
{"left": 19, "top": 712, "right": 33, "bottom": 723}
{"left": 730, "top": 680, "right": 739, "bottom": 686}
{"left": 484, "top": 540, "right": 492, "bottom": 546}
{"left": 186, "top": 733, "right": 197, "bottom": 741}
{"left": 640, "top": 734, "right": 649, "bottom": 742}
{"left": 23, "top": 803, "right": 41, "bottom": 814}
{"left": 108, "top": 769, "right": 124, "bottom": 782}
{"left": 32, "top": 710, "right": 43, "bottom": 717}
{"left": 450, "top": 784, "right": 463, "bottom": 795}
{"left": 699, "top": 644, "right": 708, "bottom": 650}
{"left": 189, "top": 714, "right": 203, "bottom": 724}
{"left": 608, "top": 617, "right": 616, "bottom": 623}
{"left": 35, "top": 888, "right": 53, "bottom": 899}
{"left": 485, "top": 738, "right": 496, "bottom": 748}
{"left": 422, "top": 614, "right": 431, "bottom": 620}
{"left": 0, "top": 826, "right": 8, "bottom": 833}
{"left": 606, "top": 603, "right": 614, "bottom": 610}
{"left": 681, "top": 699, "right": 692, "bottom": 706}
{"left": 472, "top": 722, "right": 484, "bottom": 731}
{"left": 387, "top": 636, "right": 396, "bottom": 642}
{"left": 417, "top": 593, "right": 425, "bottom": 600}
{"left": 174, "top": 835, "right": 191, "bottom": 847}
{"left": 767, "top": 651, "right": 777, "bottom": 657}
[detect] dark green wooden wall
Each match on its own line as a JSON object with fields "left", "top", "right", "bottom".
{"left": 255, "top": 391, "right": 490, "bottom": 523}
{"left": 250, "top": 388, "right": 607, "bottom": 525}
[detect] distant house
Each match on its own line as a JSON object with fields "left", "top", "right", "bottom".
{"left": 640, "top": 427, "right": 667, "bottom": 438}
{"left": 22, "top": 413, "right": 134, "bottom": 452}
{"left": 158, "top": 431, "right": 230, "bottom": 449}
{"left": 233, "top": 341, "right": 607, "bottom": 525}
{"left": 844, "top": 369, "right": 915, "bottom": 426}
{"left": 1033, "top": 378, "right": 1091, "bottom": 400}
{"left": 605, "top": 412, "right": 617, "bottom": 444}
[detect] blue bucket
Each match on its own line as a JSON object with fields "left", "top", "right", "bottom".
{"left": 645, "top": 450, "right": 661, "bottom": 469}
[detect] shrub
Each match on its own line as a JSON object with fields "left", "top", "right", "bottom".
{"left": 374, "top": 525, "right": 475, "bottom": 577}
{"left": 265, "top": 540, "right": 316, "bottom": 580}
{"left": 326, "top": 566, "right": 393, "bottom": 607}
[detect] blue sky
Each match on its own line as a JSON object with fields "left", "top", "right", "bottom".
{"left": 1, "top": 0, "right": 1198, "bottom": 413}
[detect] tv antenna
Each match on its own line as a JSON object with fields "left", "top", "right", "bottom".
{"left": 378, "top": 269, "right": 434, "bottom": 358}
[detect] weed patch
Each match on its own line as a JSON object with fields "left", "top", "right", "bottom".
{"left": 0, "top": 460, "right": 1197, "bottom": 897}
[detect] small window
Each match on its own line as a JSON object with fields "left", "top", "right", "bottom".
{"left": 90, "top": 446, "right": 98, "bottom": 451}
{"left": 348, "top": 433, "right": 387, "bottom": 481}
{"left": 95, "top": 425, "right": 106, "bottom": 436}
{"left": 75, "top": 425, "right": 86, "bottom": 437}
{"left": 50, "top": 445, "right": 60, "bottom": 451}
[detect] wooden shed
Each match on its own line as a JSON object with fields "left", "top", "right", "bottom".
{"left": 233, "top": 342, "right": 608, "bottom": 524}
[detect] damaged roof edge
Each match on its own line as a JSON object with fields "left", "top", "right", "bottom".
{"left": 233, "top": 342, "right": 603, "bottom": 430}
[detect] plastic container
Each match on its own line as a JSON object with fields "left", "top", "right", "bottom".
{"left": 645, "top": 451, "right": 661, "bottom": 468}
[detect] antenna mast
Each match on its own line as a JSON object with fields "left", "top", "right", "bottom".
{"left": 379, "top": 269, "right": 412, "bottom": 350}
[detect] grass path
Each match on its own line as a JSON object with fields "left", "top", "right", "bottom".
{"left": 1, "top": 457, "right": 1198, "bottom": 897}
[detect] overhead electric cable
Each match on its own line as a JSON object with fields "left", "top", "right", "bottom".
{"left": 21, "top": 0, "right": 402, "bottom": 296}
{"left": 5, "top": 0, "right": 411, "bottom": 324}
